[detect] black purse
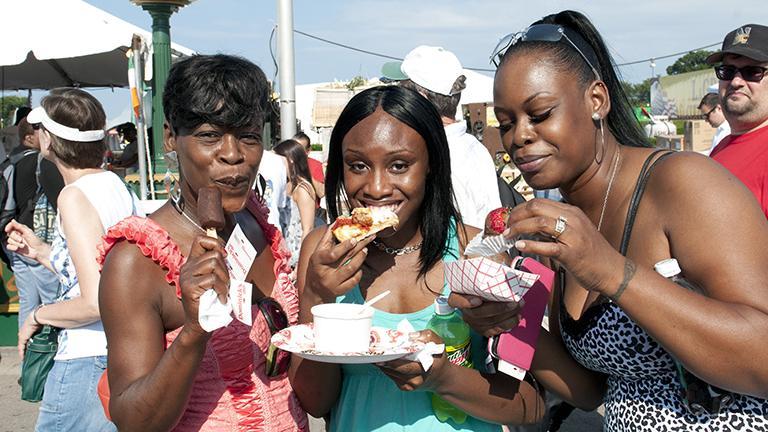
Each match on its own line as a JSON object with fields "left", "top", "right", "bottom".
{"left": 619, "top": 150, "right": 733, "bottom": 416}
{"left": 20, "top": 325, "right": 60, "bottom": 402}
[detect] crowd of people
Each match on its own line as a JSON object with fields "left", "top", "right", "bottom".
{"left": 1, "top": 8, "right": 767, "bottom": 432}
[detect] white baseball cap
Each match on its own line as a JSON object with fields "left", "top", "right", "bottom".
{"left": 381, "top": 46, "right": 464, "bottom": 96}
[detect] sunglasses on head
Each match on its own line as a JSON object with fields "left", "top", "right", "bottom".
{"left": 714, "top": 64, "right": 768, "bottom": 82}
{"left": 490, "top": 23, "right": 600, "bottom": 80}
{"left": 259, "top": 297, "right": 290, "bottom": 377}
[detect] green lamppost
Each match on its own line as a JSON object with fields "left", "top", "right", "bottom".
{"left": 131, "top": 0, "right": 193, "bottom": 172}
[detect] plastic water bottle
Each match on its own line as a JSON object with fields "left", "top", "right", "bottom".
{"left": 427, "top": 296, "right": 472, "bottom": 424}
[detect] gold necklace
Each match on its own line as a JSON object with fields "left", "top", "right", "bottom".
{"left": 597, "top": 146, "right": 621, "bottom": 232}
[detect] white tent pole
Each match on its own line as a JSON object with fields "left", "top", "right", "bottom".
{"left": 277, "top": 0, "right": 296, "bottom": 140}
{"left": 132, "top": 36, "right": 148, "bottom": 200}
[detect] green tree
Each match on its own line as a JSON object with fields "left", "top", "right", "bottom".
{"left": 666, "top": 50, "right": 714, "bottom": 75}
{"left": 621, "top": 78, "right": 652, "bottom": 106}
{"left": 0, "top": 96, "right": 30, "bottom": 128}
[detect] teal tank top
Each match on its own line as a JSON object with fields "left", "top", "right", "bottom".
{"left": 331, "top": 223, "right": 502, "bottom": 432}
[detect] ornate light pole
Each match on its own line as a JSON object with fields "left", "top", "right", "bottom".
{"left": 131, "top": 0, "right": 193, "bottom": 171}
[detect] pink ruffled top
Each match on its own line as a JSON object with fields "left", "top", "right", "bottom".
{"left": 98, "top": 196, "right": 308, "bottom": 431}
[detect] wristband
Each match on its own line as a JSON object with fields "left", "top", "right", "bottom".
{"left": 32, "top": 304, "right": 44, "bottom": 325}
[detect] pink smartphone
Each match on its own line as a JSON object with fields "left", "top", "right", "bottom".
{"left": 488, "top": 257, "right": 554, "bottom": 379}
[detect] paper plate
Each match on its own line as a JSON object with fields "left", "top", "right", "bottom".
{"left": 271, "top": 324, "right": 423, "bottom": 364}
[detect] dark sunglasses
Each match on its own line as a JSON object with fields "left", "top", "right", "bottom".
{"left": 714, "top": 64, "right": 768, "bottom": 82}
{"left": 259, "top": 297, "right": 290, "bottom": 377}
{"left": 490, "top": 23, "right": 600, "bottom": 80}
{"left": 701, "top": 105, "right": 717, "bottom": 121}
{"left": 31, "top": 123, "right": 41, "bottom": 130}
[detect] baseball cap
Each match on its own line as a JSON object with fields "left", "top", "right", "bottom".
{"left": 381, "top": 46, "right": 464, "bottom": 96}
{"left": 707, "top": 24, "right": 768, "bottom": 64}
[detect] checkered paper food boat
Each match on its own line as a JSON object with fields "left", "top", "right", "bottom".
{"left": 446, "top": 257, "right": 540, "bottom": 302}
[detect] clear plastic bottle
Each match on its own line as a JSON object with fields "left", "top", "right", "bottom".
{"left": 427, "top": 296, "right": 472, "bottom": 424}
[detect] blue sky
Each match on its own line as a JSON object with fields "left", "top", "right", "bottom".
{"left": 21, "top": 1, "right": 768, "bottom": 120}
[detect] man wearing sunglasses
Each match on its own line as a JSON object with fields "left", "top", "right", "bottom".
{"left": 697, "top": 93, "right": 730, "bottom": 155}
{"left": 707, "top": 24, "right": 768, "bottom": 218}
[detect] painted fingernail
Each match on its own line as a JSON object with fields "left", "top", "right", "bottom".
{"left": 362, "top": 248, "right": 368, "bottom": 254}
{"left": 350, "top": 238, "right": 358, "bottom": 246}
{"left": 515, "top": 240, "right": 526, "bottom": 249}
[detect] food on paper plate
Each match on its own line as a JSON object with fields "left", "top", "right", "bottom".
{"left": 331, "top": 207, "right": 399, "bottom": 242}
{"left": 198, "top": 186, "right": 225, "bottom": 237}
{"left": 484, "top": 207, "right": 512, "bottom": 237}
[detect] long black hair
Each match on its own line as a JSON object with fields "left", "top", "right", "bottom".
{"left": 325, "top": 85, "right": 463, "bottom": 280}
{"left": 499, "top": 10, "right": 649, "bottom": 148}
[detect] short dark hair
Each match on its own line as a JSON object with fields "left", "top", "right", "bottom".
{"left": 163, "top": 54, "right": 270, "bottom": 134}
{"left": 41, "top": 88, "right": 107, "bottom": 169}
{"left": 326, "top": 85, "right": 463, "bottom": 280}
{"left": 274, "top": 139, "right": 313, "bottom": 190}
{"left": 17, "top": 118, "right": 34, "bottom": 142}
{"left": 698, "top": 93, "right": 720, "bottom": 110}
{"left": 498, "top": 10, "right": 649, "bottom": 148}
{"left": 293, "top": 131, "right": 311, "bottom": 149}
{"left": 399, "top": 76, "right": 466, "bottom": 119}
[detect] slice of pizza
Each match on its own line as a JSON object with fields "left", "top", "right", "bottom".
{"left": 331, "top": 207, "right": 399, "bottom": 242}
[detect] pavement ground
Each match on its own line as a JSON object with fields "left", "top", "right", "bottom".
{"left": 0, "top": 347, "right": 602, "bottom": 431}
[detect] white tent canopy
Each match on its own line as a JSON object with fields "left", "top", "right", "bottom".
{"left": 0, "top": 0, "right": 195, "bottom": 90}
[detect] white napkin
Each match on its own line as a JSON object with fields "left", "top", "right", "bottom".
{"left": 197, "top": 280, "right": 253, "bottom": 332}
{"left": 397, "top": 319, "right": 445, "bottom": 371}
{"left": 198, "top": 289, "right": 233, "bottom": 332}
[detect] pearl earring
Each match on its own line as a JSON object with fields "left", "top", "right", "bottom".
{"left": 592, "top": 112, "right": 601, "bottom": 121}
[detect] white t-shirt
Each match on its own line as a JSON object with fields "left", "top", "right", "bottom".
{"left": 707, "top": 121, "right": 731, "bottom": 155}
{"left": 444, "top": 122, "right": 501, "bottom": 228}
{"left": 257, "top": 151, "right": 289, "bottom": 231}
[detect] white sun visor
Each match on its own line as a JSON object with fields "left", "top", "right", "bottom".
{"left": 27, "top": 107, "right": 105, "bottom": 142}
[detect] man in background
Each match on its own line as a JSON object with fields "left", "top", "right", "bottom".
{"left": 382, "top": 45, "right": 500, "bottom": 228}
{"left": 707, "top": 24, "right": 768, "bottom": 217}
{"left": 697, "top": 92, "right": 730, "bottom": 155}
{"left": 7, "top": 117, "right": 64, "bottom": 327}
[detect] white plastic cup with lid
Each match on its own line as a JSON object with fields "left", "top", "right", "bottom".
{"left": 311, "top": 303, "right": 374, "bottom": 353}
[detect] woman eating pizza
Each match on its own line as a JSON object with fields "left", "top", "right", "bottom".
{"left": 288, "top": 85, "right": 561, "bottom": 431}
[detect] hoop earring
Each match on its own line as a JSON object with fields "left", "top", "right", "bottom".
{"left": 594, "top": 118, "right": 606, "bottom": 164}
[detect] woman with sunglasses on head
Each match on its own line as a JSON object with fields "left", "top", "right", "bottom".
{"left": 97, "top": 55, "right": 308, "bottom": 431}
{"left": 455, "top": 10, "right": 768, "bottom": 431}
{"left": 6, "top": 88, "right": 140, "bottom": 432}
{"left": 289, "top": 85, "right": 555, "bottom": 431}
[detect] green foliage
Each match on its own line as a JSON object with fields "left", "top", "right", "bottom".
{"left": 621, "top": 78, "right": 652, "bottom": 106}
{"left": 346, "top": 76, "right": 367, "bottom": 90}
{"left": 310, "top": 143, "right": 323, "bottom": 152}
{"left": 666, "top": 50, "right": 714, "bottom": 75}
{"left": 0, "top": 96, "right": 30, "bottom": 127}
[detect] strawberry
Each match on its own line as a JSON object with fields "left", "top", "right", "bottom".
{"left": 484, "top": 207, "right": 511, "bottom": 236}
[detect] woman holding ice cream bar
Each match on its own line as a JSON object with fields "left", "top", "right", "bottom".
{"left": 289, "top": 85, "right": 557, "bottom": 431}
{"left": 97, "top": 55, "right": 308, "bottom": 431}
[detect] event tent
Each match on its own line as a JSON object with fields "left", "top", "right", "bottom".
{"left": 0, "top": 0, "right": 195, "bottom": 90}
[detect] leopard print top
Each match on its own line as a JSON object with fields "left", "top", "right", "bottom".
{"left": 560, "top": 298, "right": 768, "bottom": 431}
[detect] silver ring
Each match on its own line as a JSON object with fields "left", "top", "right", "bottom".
{"left": 553, "top": 216, "right": 568, "bottom": 239}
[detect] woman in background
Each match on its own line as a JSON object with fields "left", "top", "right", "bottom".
{"left": 7, "top": 88, "right": 140, "bottom": 432}
{"left": 274, "top": 138, "right": 320, "bottom": 266}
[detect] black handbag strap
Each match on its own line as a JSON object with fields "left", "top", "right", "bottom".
{"left": 618, "top": 150, "right": 675, "bottom": 256}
